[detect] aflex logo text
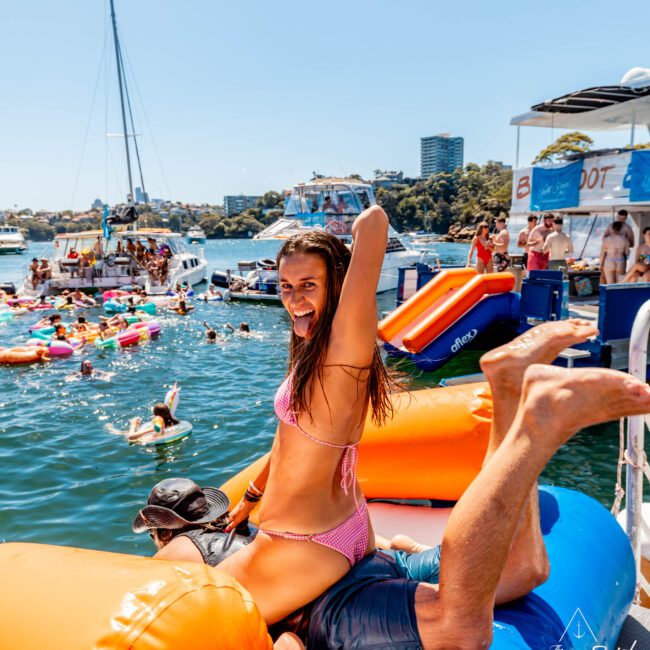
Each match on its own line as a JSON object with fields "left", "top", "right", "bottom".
{"left": 450, "top": 329, "right": 478, "bottom": 353}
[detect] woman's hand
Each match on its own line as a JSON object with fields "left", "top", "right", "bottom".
{"left": 225, "top": 497, "right": 257, "bottom": 532}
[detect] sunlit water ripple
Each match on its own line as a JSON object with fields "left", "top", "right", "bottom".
{"left": 0, "top": 239, "right": 642, "bottom": 556}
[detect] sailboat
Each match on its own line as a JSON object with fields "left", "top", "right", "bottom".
{"left": 20, "top": 0, "right": 206, "bottom": 297}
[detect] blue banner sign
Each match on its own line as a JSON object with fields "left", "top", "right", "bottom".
{"left": 530, "top": 160, "right": 583, "bottom": 211}
{"left": 630, "top": 150, "right": 650, "bottom": 202}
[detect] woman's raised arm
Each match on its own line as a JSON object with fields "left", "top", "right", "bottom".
{"left": 327, "top": 205, "right": 388, "bottom": 366}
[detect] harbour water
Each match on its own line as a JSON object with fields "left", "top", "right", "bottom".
{"left": 0, "top": 239, "right": 635, "bottom": 556}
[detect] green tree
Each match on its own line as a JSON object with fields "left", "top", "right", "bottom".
{"left": 258, "top": 191, "right": 284, "bottom": 210}
{"left": 532, "top": 131, "right": 594, "bottom": 164}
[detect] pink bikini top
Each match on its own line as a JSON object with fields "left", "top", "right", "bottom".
{"left": 274, "top": 371, "right": 359, "bottom": 498}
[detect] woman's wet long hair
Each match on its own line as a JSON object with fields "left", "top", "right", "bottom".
{"left": 277, "top": 231, "right": 393, "bottom": 427}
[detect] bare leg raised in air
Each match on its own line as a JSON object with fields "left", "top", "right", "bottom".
{"left": 413, "top": 361, "right": 650, "bottom": 649}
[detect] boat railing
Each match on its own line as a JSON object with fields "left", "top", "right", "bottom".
{"left": 624, "top": 298, "right": 650, "bottom": 600}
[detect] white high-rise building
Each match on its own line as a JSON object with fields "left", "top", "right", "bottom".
{"left": 420, "top": 133, "right": 464, "bottom": 178}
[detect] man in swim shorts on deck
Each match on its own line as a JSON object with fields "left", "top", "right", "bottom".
{"left": 136, "top": 321, "right": 650, "bottom": 649}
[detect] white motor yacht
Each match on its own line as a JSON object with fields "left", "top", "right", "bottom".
{"left": 0, "top": 226, "right": 28, "bottom": 254}
{"left": 186, "top": 226, "right": 206, "bottom": 244}
{"left": 253, "top": 178, "right": 426, "bottom": 292}
{"left": 20, "top": 228, "right": 206, "bottom": 297}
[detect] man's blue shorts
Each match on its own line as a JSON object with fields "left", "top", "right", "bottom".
{"left": 305, "top": 546, "right": 442, "bottom": 649}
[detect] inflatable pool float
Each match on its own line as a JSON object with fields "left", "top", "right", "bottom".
{"left": 198, "top": 292, "right": 223, "bottom": 302}
{"left": 101, "top": 289, "right": 131, "bottom": 302}
{"left": 28, "top": 323, "right": 56, "bottom": 334}
{"left": 131, "top": 320, "right": 161, "bottom": 338}
{"left": 104, "top": 299, "right": 156, "bottom": 315}
{"left": 0, "top": 346, "right": 49, "bottom": 364}
{"left": 47, "top": 340, "right": 82, "bottom": 356}
{"left": 131, "top": 420, "right": 193, "bottom": 446}
{"left": 94, "top": 328, "right": 141, "bottom": 350}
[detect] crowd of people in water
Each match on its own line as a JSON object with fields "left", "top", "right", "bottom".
{"left": 466, "top": 208, "right": 649, "bottom": 288}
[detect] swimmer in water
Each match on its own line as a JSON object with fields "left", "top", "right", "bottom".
{"left": 202, "top": 321, "right": 222, "bottom": 343}
{"left": 124, "top": 403, "right": 180, "bottom": 442}
{"left": 76, "top": 359, "right": 114, "bottom": 381}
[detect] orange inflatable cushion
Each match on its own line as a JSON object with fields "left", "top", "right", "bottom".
{"left": 221, "top": 382, "right": 493, "bottom": 510}
{"left": 0, "top": 543, "right": 272, "bottom": 650}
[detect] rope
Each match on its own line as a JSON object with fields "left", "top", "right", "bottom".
{"left": 612, "top": 416, "right": 650, "bottom": 605}
{"left": 611, "top": 418, "right": 627, "bottom": 516}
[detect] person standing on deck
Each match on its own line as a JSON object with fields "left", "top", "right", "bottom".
{"left": 543, "top": 217, "right": 574, "bottom": 270}
{"left": 526, "top": 214, "right": 554, "bottom": 271}
{"left": 604, "top": 209, "right": 635, "bottom": 271}
{"left": 491, "top": 216, "right": 510, "bottom": 272}
{"left": 517, "top": 215, "right": 538, "bottom": 271}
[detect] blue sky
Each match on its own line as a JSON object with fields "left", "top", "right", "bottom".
{"left": 1, "top": 0, "right": 647, "bottom": 211}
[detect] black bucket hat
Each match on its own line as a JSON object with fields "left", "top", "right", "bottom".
{"left": 132, "top": 477, "right": 230, "bottom": 533}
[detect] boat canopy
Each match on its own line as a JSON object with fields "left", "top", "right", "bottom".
{"left": 284, "top": 181, "right": 375, "bottom": 227}
{"left": 511, "top": 69, "right": 650, "bottom": 131}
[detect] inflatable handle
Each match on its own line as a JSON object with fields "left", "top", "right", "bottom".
{"left": 165, "top": 383, "right": 180, "bottom": 416}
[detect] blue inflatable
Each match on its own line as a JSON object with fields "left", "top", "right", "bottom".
{"left": 385, "top": 292, "right": 520, "bottom": 372}
{"left": 493, "top": 486, "right": 634, "bottom": 648}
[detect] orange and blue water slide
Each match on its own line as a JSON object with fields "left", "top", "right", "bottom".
{"left": 379, "top": 269, "right": 519, "bottom": 371}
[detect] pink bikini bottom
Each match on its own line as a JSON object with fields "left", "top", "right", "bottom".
{"left": 259, "top": 499, "right": 369, "bottom": 566}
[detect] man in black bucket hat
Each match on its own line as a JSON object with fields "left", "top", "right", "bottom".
{"left": 132, "top": 477, "right": 255, "bottom": 566}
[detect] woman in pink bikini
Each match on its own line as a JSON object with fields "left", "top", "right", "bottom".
{"left": 214, "top": 205, "right": 393, "bottom": 623}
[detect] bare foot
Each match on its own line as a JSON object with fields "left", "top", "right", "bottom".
{"left": 519, "top": 364, "right": 650, "bottom": 453}
{"left": 390, "top": 533, "right": 432, "bottom": 553}
{"left": 480, "top": 319, "right": 598, "bottom": 391}
{"left": 274, "top": 632, "right": 305, "bottom": 650}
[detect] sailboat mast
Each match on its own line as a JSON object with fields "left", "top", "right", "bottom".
{"left": 109, "top": 0, "right": 135, "bottom": 205}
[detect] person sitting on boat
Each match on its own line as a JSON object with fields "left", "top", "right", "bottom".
{"left": 39, "top": 258, "right": 52, "bottom": 282}
{"left": 124, "top": 403, "right": 179, "bottom": 442}
{"left": 135, "top": 241, "right": 146, "bottom": 263}
{"left": 67, "top": 248, "right": 79, "bottom": 260}
{"left": 622, "top": 226, "right": 650, "bottom": 283}
{"left": 600, "top": 221, "right": 630, "bottom": 285}
{"left": 93, "top": 236, "right": 103, "bottom": 261}
{"left": 466, "top": 221, "right": 494, "bottom": 273}
{"left": 157, "top": 256, "right": 169, "bottom": 285}
{"left": 29, "top": 258, "right": 40, "bottom": 287}
{"left": 146, "top": 257, "right": 159, "bottom": 285}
